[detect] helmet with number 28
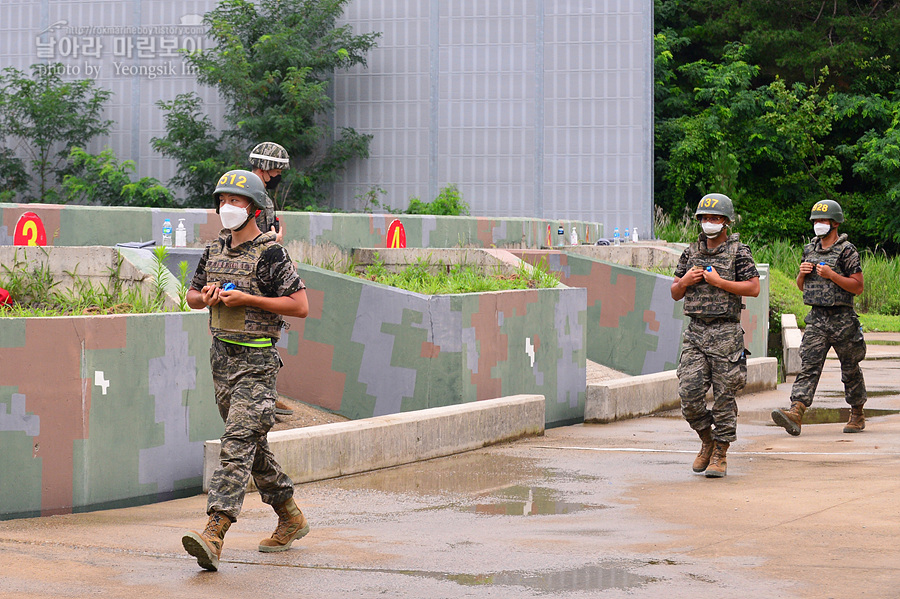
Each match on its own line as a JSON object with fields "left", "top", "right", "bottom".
{"left": 694, "top": 193, "right": 735, "bottom": 222}
{"left": 213, "top": 170, "right": 267, "bottom": 213}
{"left": 809, "top": 200, "right": 844, "bottom": 224}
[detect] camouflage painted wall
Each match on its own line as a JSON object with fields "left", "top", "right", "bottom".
{"left": 0, "top": 203, "right": 603, "bottom": 252}
{"left": 0, "top": 312, "right": 219, "bottom": 520}
{"left": 277, "top": 266, "right": 587, "bottom": 427}
{"left": 514, "top": 251, "right": 769, "bottom": 376}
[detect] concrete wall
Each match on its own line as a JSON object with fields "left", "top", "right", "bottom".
{"left": 279, "top": 263, "right": 586, "bottom": 427}
{"left": 585, "top": 357, "right": 778, "bottom": 423}
{"left": 203, "top": 394, "right": 546, "bottom": 491}
{"left": 0, "top": 311, "right": 221, "bottom": 520}
{"left": 514, "top": 250, "right": 769, "bottom": 376}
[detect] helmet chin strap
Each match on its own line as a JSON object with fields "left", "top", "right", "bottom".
{"left": 231, "top": 209, "right": 254, "bottom": 232}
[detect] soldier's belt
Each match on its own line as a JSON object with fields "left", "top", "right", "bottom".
{"left": 690, "top": 316, "right": 740, "bottom": 324}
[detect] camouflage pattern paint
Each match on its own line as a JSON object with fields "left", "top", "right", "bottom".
{"left": 277, "top": 265, "right": 586, "bottom": 426}
{"left": 0, "top": 312, "right": 219, "bottom": 519}
{"left": 1, "top": 203, "right": 597, "bottom": 252}
{"left": 514, "top": 251, "right": 768, "bottom": 376}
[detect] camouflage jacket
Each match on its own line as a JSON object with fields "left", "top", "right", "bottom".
{"left": 676, "top": 233, "right": 756, "bottom": 320}
{"left": 191, "top": 230, "right": 304, "bottom": 343}
{"left": 801, "top": 234, "right": 859, "bottom": 307}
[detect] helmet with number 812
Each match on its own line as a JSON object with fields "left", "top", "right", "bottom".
{"left": 213, "top": 170, "right": 267, "bottom": 213}
{"left": 809, "top": 199, "right": 844, "bottom": 223}
{"left": 694, "top": 193, "right": 735, "bottom": 222}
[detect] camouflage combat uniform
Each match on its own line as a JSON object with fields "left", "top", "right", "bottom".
{"left": 190, "top": 229, "right": 305, "bottom": 521}
{"left": 254, "top": 193, "right": 277, "bottom": 234}
{"left": 674, "top": 233, "right": 758, "bottom": 443}
{"left": 790, "top": 234, "right": 866, "bottom": 408}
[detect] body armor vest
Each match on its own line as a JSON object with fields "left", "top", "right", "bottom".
{"left": 682, "top": 234, "right": 743, "bottom": 320}
{"left": 802, "top": 235, "right": 854, "bottom": 307}
{"left": 206, "top": 231, "right": 284, "bottom": 341}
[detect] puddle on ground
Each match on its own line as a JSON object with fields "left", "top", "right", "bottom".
{"left": 784, "top": 406, "right": 900, "bottom": 425}
{"left": 736, "top": 407, "right": 900, "bottom": 425}
{"left": 332, "top": 452, "right": 549, "bottom": 496}
{"left": 817, "top": 389, "right": 899, "bottom": 398}
{"left": 406, "top": 563, "right": 650, "bottom": 593}
{"left": 465, "top": 485, "right": 607, "bottom": 516}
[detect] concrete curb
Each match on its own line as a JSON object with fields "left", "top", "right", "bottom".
{"left": 585, "top": 357, "right": 778, "bottom": 423}
{"left": 782, "top": 313, "right": 802, "bottom": 375}
{"left": 203, "top": 394, "right": 546, "bottom": 492}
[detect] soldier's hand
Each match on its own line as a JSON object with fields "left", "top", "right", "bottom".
{"left": 798, "top": 262, "right": 814, "bottom": 275}
{"left": 200, "top": 285, "right": 222, "bottom": 307}
{"left": 218, "top": 289, "right": 246, "bottom": 307}
{"left": 701, "top": 266, "right": 723, "bottom": 287}
{"left": 815, "top": 263, "right": 834, "bottom": 279}
{"left": 682, "top": 266, "right": 705, "bottom": 286}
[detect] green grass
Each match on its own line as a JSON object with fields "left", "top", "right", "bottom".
{"left": 354, "top": 255, "right": 560, "bottom": 294}
{"left": 0, "top": 247, "right": 188, "bottom": 317}
{"left": 858, "top": 313, "right": 900, "bottom": 332}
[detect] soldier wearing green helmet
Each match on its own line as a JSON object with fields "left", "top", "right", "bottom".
{"left": 182, "top": 169, "right": 312, "bottom": 571}
{"left": 772, "top": 199, "right": 867, "bottom": 436}
{"left": 671, "top": 193, "right": 760, "bottom": 478}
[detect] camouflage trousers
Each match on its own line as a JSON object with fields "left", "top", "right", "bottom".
{"left": 790, "top": 306, "right": 867, "bottom": 407}
{"left": 206, "top": 338, "right": 295, "bottom": 521}
{"left": 677, "top": 319, "right": 747, "bottom": 443}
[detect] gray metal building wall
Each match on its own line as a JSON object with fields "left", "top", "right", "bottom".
{"left": 2, "top": 0, "right": 653, "bottom": 233}
{"left": 334, "top": 0, "right": 654, "bottom": 233}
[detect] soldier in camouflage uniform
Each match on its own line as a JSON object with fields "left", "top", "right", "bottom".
{"left": 772, "top": 200, "right": 867, "bottom": 436}
{"left": 181, "top": 170, "right": 311, "bottom": 571}
{"left": 249, "top": 141, "right": 290, "bottom": 245}
{"left": 672, "top": 193, "right": 760, "bottom": 478}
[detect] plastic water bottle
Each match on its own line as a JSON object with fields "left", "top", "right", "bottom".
{"left": 162, "top": 218, "right": 173, "bottom": 247}
{"left": 175, "top": 219, "right": 187, "bottom": 247}
{"left": 557, "top": 224, "right": 565, "bottom": 247}
{"left": 570, "top": 226, "right": 578, "bottom": 245}
{"left": 613, "top": 227, "right": 620, "bottom": 246}
{"left": 624, "top": 227, "right": 630, "bottom": 243}
{"left": 632, "top": 227, "right": 638, "bottom": 242}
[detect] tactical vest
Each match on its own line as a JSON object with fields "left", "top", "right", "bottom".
{"left": 205, "top": 231, "right": 284, "bottom": 342}
{"left": 801, "top": 234, "right": 855, "bottom": 307}
{"left": 682, "top": 234, "right": 743, "bottom": 320}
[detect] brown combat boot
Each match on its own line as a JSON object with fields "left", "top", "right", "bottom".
{"left": 692, "top": 427, "right": 715, "bottom": 473}
{"left": 182, "top": 511, "right": 232, "bottom": 571}
{"left": 705, "top": 441, "right": 729, "bottom": 478}
{"left": 771, "top": 401, "right": 806, "bottom": 436}
{"left": 258, "top": 497, "right": 310, "bottom": 553}
{"left": 274, "top": 399, "right": 294, "bottom": 416}
{"left": 843, "top": 405, "right": 865, "bottom": 433}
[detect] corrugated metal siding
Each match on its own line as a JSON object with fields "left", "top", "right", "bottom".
{"left": 3, "top": 0, "right": 652, "bottom": 231}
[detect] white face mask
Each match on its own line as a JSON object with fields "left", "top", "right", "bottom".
{"left": 701, "top": 222, "right": 724, "bottom": 237}
{"left": 813, "top": 222, "right": 832, "bottom": 237}
{"left": 219, "top": 203, "right": 250, "bottom": 230}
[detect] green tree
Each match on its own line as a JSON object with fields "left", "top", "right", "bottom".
{"left": 0, "top": 64, "right": 112, "bottom": 202}
{"left": 153, "top": 0, "right": 380, "bottom": 209}
{"left": 62, "top": 147, "right": 174, "bottom": 207}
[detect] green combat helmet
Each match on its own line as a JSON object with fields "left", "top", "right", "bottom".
{"left": 694, "top": 193, "right": 735, "bottom": 222}
{"left": 809, "top": 199, "right": 844, "bottom": 223}
{"left": 213, "top": 170, "right": 267, "bottom": 213}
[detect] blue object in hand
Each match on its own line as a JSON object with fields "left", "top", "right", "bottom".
{"left": 222, "top": 282, "right": 236, "bottom": 291}
{"left": 819, "top": 262, "right": 825, "bottom": 266}
{"left": 705, "top": 266, "right": 712, "bottom": 272}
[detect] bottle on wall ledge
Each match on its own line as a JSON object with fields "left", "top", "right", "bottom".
{"left": 162, "top": 218, "right": 173, "bottom": 247}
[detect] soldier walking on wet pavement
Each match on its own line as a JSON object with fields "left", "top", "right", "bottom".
{"left": 181, "top": 170, "right": 311, "bottom": 571}
{"left": 671, "top": 193, "right": 760, "bottom": 478}
{"left": 772, "top": 200, "right": 867, "bottom": 436}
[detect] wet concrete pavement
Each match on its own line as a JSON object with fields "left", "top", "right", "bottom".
{"left": 2, "top": 346, "right": 899, "bottom": 599}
